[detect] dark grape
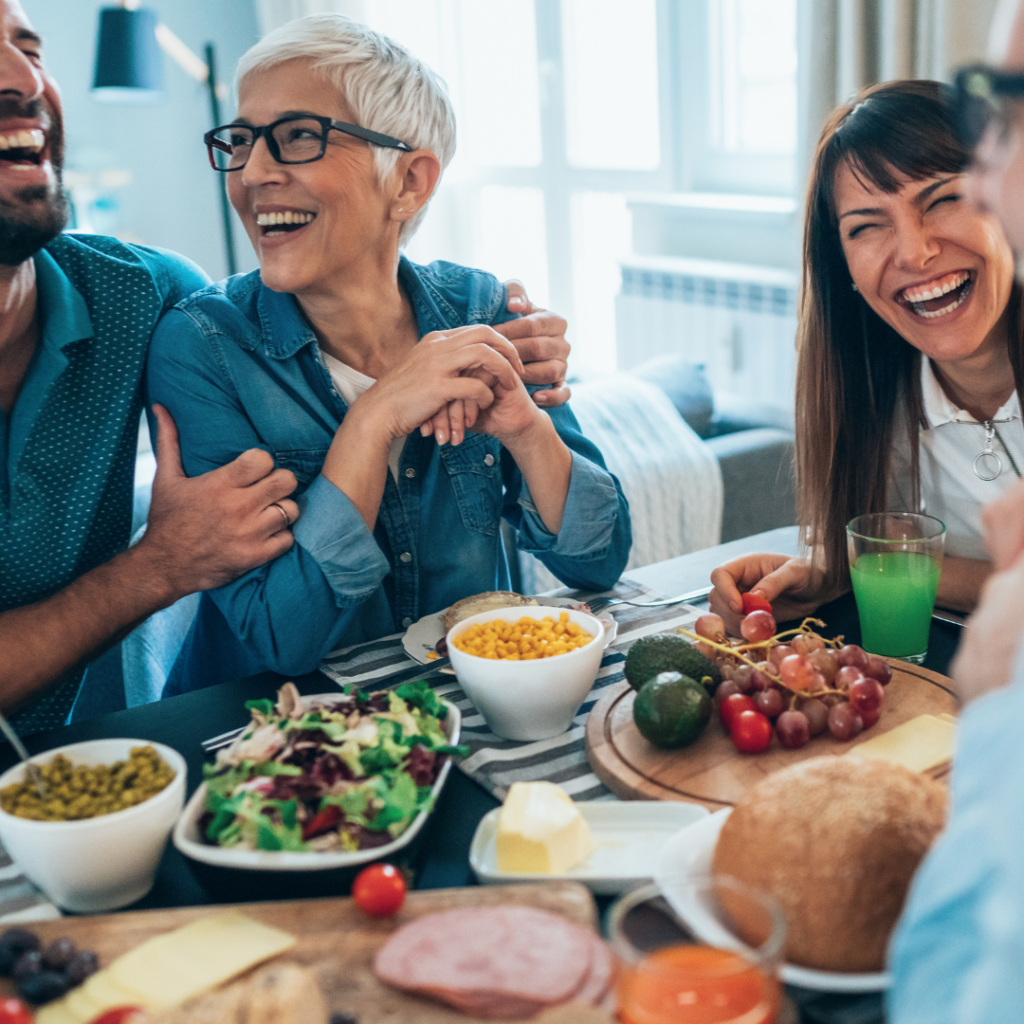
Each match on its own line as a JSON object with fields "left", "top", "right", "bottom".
{"left": 776, "top": 710, "right": 810, "bottom": 748}
{"left": 695, "top": 613, "right": 726, "bottom": 643}
{"left": 713, "top": 680, "right": 743, "bottom": 707}
{"left": 860, "top": 704, "right": 882, "bottom": 728}
{"left": 740, "top": 610, "right": 776, "bottom": 643}
{"left": 809, "top": 648, "right": 839, "bottom": 683}
{"left": 835, "top": 666, "right": 864, "bottom": 692}
{"left": 863, "top": 656, "right": 893, "bottom": 686}
{"left": 808, "top": 671, "right": 827, "bottom": 693}
{"left": 800, "top": 698, "right": 829, "bottom": 736}
{"left": 719, "top": 662, "right": 735, "bottom": 682}
{"left": 849, "top": 677, "right": 884, "bottom": 715}
{"left": 768, "top": 645, "right": 795, "bottom": 670}
{"left": 837, "top": 644, "right": 869, "bottom": 670}
{"left": 62, "top": 949, "right": 98, "bottom": 987}
{"left": 827, "top": 702, "right": 864, "bottom": 741}
{"left": 731, "top": 664, "right": 755, "bottom": 694}
{"left": 18, "top": 969, "right": 68, "bottom": 1005}
{"left": 0, "top": 930, "right": 40, "bottom": 957}
{"left": 754, "top": 687, "right": 785, "bottom": 719}
{"left": 41, "top": 938, "right": 74, "bottom": 971}
{"left": 750, "top": 668, "right": 775, "bottom": 692}
{"left": 12, "top": 951, "right": 41, "bottom": 981}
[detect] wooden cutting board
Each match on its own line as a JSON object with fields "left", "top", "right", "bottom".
{"left": 586, "top": 660, "right": 957, "bottom": 807}
{"left": 4, "top": 883, "right": 604, "bottom": 1024}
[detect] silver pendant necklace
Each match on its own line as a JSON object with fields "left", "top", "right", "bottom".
{"left": 974, "top": 420, "right": 1022, "bottom": 481}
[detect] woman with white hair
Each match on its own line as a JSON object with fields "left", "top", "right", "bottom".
{"left": 148, "top": 15, "right": 631, "bottom": 692}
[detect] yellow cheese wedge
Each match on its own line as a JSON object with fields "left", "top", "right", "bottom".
{"left": 497, "top": 781, "right": 595, "bottom": 874}
{"left": 849, "top": 714, "right": 956, "bottom": 773}
{"left": 107, "top": 911, "right": 296, "bottom": 1009}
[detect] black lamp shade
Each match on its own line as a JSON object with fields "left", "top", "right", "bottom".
{"left": 92, "top": 7, "right": 164, "bottom": 102}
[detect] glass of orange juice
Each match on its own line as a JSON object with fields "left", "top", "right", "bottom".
{"left": 608, "top": 878, "right": 785, "bottom": 1024}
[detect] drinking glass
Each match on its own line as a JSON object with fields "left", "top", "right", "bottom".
{"left": 847, "top": 513, "right": 946, "bottom": 664}
{"left": 608, "top": 878, "right": 785, "bottom": 1024}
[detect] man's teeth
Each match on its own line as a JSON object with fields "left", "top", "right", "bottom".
{"left": 256, "top": 211, "right": 315, "bottom": 227}
{"left": 902, "top": 272, "right": 970, "bottom": 304}
{"left": 0, "top": 129, "right": 45, "bottom": 153}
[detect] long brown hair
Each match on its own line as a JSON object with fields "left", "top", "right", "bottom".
{"left": 797, "top": 79, "right": 1024, "bottom": 590}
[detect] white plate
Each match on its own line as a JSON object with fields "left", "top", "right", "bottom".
{"left": 654, "top": 809, "right": 892, "bottom": 993}
{"left": 470, "top": 800, "right": 709, "bottom": 895}
{"left": 173, "top": 694, "right": 460, "bottom": 872}
{"left": 402, "top": 598, "right": 618, "bottom": 665}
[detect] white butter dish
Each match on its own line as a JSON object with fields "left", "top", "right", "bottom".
{"left": 470, "top": 799, "right": 709, "bottom": 895}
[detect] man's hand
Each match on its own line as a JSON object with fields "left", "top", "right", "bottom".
{"left": 951, "top": 550, "right": 1024, "bottom": 705}
{"left": 497, "top": 280, "right": 570, "bottom": 407}
{"left": 137, "top": 405, "right": 300, "bottom": 599}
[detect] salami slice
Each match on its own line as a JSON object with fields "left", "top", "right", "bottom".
{"left": 374, "top": 906, "right": 595, "bottom": 1018}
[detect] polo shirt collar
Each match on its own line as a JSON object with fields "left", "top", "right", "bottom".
{"left": 33, "top": 247, "right": 94, "bottom": 350}
{"left": 253, "top": 254, "right": 451, "bottom": 358}
{"left": 921, "top": 357, "right": 1021, "bottom": 428}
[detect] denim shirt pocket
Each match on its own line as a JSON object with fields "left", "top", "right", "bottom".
{"left": 440, "top": 433, "right": 504, "bottom": 536}
{"left": 274, "top": 447, "right": 330, "bottom": 496}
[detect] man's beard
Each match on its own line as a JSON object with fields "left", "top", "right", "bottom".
{"left": 0, "top": 97, "right": 68, "bottom": 266}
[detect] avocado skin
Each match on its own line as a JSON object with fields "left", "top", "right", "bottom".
{"left": 632, "top": 671, "right": 712, "bottom": 749}
{"left": 624, "top": 633, "right": 722, "bottom": 694}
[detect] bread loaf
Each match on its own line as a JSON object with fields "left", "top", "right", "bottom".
{"left": 443, "top": 592, "right": 538, "bottom": 632}
{"left": 711, "top": 756, "right": 947, "bottom": 972}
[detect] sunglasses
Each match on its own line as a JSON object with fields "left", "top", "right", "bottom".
{"left": 953, "top": 64, "right": 1024, "bottom": 153}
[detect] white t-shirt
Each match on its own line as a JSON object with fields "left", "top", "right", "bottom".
{"left": 320, "top": 349, "right": 406, "bottom": 482}
{"left": 889, "top": 359, "right": 1024, "bottom": 560}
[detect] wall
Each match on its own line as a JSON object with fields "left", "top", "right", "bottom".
{"left": 24, "top": 0, "right": 261, "bottom": 281}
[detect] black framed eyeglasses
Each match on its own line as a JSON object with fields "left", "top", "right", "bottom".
{"left": 953, "top": 64, "right": 1024, "bottom": 153}
{"left": 204, "top": 114, "right": 414, "bottom": 172}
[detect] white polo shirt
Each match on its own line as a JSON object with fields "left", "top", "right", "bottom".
{"left": 888, "top": 359, "right": 1024, "bottom": 560}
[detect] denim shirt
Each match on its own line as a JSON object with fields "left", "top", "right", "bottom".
{"left": 148, "top": 257, "right": 631, "bottom": 692}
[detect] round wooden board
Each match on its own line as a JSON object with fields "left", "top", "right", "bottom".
{"left": 585, "top": 660, "right": 957, "bottom": 808}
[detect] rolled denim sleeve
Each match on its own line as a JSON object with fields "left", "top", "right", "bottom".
{"left": 503, "top": 403, "right": 631, "bottom": 592}
{"left": 888, "top": 663, "right": 1024, "bottom": 1024}
{"left": 146, "top": 308, "right": 389, "bottom": 673}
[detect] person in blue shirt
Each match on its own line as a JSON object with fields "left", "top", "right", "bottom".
{"left": 886, "top": 5, "right": 1024, "bottom": 1019}
{"left": 150, "top": 14, "right": 631, "bottom": 693}
{"left": 0, "top": 0, "right": 570, "bottom": 731}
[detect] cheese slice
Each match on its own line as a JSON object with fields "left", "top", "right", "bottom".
{"left": 40, "top": 912, "right": 295, "bottom": 1023}
{"left": 496, "top": 781, "right": 595, "bottom": 874}
{"left": 849, "top": 714, "right": 956, "bottom": 773}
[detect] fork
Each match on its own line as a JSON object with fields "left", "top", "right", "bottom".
{"left": 587, "top": 585, "right": 713, "bottom": 614}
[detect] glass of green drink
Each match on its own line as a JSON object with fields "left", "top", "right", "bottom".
{"left": 847, "top": 513, "right": 945, "bottom": 664}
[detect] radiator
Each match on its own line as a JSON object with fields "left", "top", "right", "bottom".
{"left": 615, "top": 256, "right": 799, "bottom": 405}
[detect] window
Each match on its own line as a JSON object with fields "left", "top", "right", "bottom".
{"left": 332, "top": 0, "right": 798, "bottom": 373}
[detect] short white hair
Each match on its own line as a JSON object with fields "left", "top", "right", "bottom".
{"left": 236, "top": 14, "right": 456, "bottom": 244}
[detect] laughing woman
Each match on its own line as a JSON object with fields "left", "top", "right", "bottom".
{"left": 147, "top": 15, "right": 630, "bottom": 692}
{"left": 710, "top": 80, "right": 1023, "bottom": 629}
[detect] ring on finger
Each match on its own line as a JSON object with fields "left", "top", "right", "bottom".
{"left": 270, "top": 502, "right": 291, "bottom": 531}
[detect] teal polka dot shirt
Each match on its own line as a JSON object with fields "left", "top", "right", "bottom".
{"left": 1, "top": 234, "right": 208, "bottom": 733}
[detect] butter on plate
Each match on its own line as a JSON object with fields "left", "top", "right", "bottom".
{"left": 497, "top": 781, "right": 595, "bottom": 874}
{"left": 847, "top": 713, "right": 956, "bottom": 773}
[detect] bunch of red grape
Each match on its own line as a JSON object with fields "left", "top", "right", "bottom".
{"left": 688, "top": 595, "right": 892, "bottom": 755}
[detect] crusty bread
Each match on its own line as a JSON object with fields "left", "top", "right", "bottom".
{"left": 443, "top": 592, "right": 538, "bottom": 633}
{"left": 711, "top": 756, "right": 947, "bottom": 972}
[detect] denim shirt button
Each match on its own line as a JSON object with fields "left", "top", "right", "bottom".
{"left": 399, "top": 551, "right": 413, "bottom": 563}
{"left": 483, "top": 453, "right": 495, "bottom": 466}
{"left": 405, "top": 467, "right": 416, "bottom": 478}
{"left": 402, "top": 617, "right": 413, "bottom": 628}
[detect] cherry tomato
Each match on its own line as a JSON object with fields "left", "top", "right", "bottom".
{"left": 352, "top": 863, "right": 407, "bottom": 917}
{"left": 301, "top": 804, "right": 342, "bottom": 841}
{"left": 741, "top": 591, "right": 773, "bottom": 616}
{"left": 90, "top": 1010, "right": 146, "bottom": 1024}
{"left": 0, "top": 998, "right": 31, "bottom": 1024}
{"left": 730, "top": 710, "right": 773, "bottom": 753}
{"left": 719, "top": 693, "right": 756, "bottom": 729}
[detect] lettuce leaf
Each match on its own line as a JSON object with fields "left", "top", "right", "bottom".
{"left": 396, "top": 679, "right": 446, "bottom": 719}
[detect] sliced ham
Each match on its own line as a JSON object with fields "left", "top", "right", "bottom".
{"left": 373, "top": 906, "right": 598, "bottom": 1019}
{"left": 570, "top": 934, "right": 615, "bottom": 1007}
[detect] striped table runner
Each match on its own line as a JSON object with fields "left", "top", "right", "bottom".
{"left": 202, "top": 577, "right": 702, "bottom": 803}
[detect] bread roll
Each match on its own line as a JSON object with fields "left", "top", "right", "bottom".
{"left": 711, "top": 756, "right": 947, "bottom": 972}
{"left": 443, "top": 592, "right": 538, "bottom": 632}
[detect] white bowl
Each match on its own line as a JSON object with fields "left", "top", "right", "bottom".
{"left": 447, "top": 606, "right": 614, "bottom": 740}
{"left": 173, "top": 694, "right": 460, "bottom": 872}
{"left": 0, "top": 739, "right": 186, "bottom": 913}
